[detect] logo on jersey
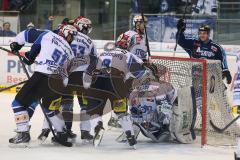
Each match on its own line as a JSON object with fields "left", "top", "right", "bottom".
{"left": 211, "top": 46, "right": 218, "bottom": 52}
{"left": 196, "top": 47, "right": 215, "bottom": 57}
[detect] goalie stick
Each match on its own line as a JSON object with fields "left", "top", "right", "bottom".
{"left": 0, "top": 47, "right": 72, "bottom": 147}
{"left": 210, "top": 115, "right": 240, "bottom": 133}
{"left": 0, "top": 80, "right": 27, "bottom": 92}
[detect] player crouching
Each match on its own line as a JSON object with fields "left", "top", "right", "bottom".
{"left": 9, "top": 25, "right": 77, "bottom": 147}
{"left": 120, "top": 65, "right": 197, "bottom": 144}
{"left": 82, "top": 33, "right": 148, "bottom": 148}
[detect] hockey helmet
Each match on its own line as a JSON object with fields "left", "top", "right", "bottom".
{"left": 133, "top": 15, "right": 148, "bottom": 27}
{"left": 58, "top": 25, "right": 78, "bottom": 42}
{"left": 74, "top": 16, "right": 92, "bottom": 34}
{"left": 198, "top": 24, "right": 211, "bottom": 34}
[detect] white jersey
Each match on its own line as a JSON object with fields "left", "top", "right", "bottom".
{"left": 96, "top": 48, "right": 144, "bottom": 79}
{"left": 34, "top": 32, "right": 74, "bottom": 78}
{"left": 124, "top": 30, "right": 147, "bottom": 60}
{"left": 69, "top": 32, "right": 97, "bottom": 73}
{"left": 15, "top": 29, "right": 74, "bottom": 79}
{"left": 129, "top": 80, "right": 177, "bottom": 123}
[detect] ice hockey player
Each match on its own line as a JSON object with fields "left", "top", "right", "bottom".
{"left": 82, "top": 33, "right": 147, "bottom": 148}
{"left": 176, "top": 19, "right": 232, "bottom": 85}
{"left": 8, "top": 25, "right": 77, "bottom": 146}
{"left": 61, "top": 16, "right": 97, "bottom": 141}
{"left": 38, "top": 16, "right": 97, "bottom": 143}
{"left": 117, "top": 65, "right": 196, "bottom": 144}
{"left": 124, "top": 15, "right": 148, "bottom": 61}
{"left": 108, "top": 14, "right": 148, "bottom": 128}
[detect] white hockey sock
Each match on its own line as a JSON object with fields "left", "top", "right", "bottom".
{"left": 15, "top": 110, "right": 30, "bottom": 132}
{"left": 90, "top": 114, "right": 103, "bottom": 129}
{"left": 42, "top": 117, "right": 50, "bottom": 129}
{"left": 49, "top": 114, "right": 65, "bottom": 132}
{"left": 80, "top": 110, "right": 91, "bottom": 132}
{"left": 118, "top": 114, "right": 134, "bottom": 135}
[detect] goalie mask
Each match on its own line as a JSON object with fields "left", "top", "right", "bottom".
{"left": 116, "top": 33, "right": 131, "bottom": 50}
{"left": 58, "top": 25, "right": 78, "bottom": 43}
{"left": 133, "top": 15, "right": 148, "bottom": 35}
{"left": 74, "top": 16, "right": 92, "bottom": 35}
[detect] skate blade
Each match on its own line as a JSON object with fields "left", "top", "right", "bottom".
{"left": 68, "top": 137, "right": 76, "bottom": 144}
{"left": 93, "top": 129, "right": 104, "bottom": 147}
{"left": 38, "top": 136, "right": 48, "bottom": 144}
{"left": 8, "top": 142, "right": 30, "bottom": 148}
{"left": 82, "top": 139, "right": 93, "bottom": 145}
{"left": 132, "top": 145, "right": 137, "bottom": 150}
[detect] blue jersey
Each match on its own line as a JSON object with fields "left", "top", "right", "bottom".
{"left": 177, "top": 32, "right": 229, "bottom": 71}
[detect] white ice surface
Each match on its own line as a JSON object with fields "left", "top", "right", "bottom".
{"left": 0, "top": 93, "right": 235, "bottom": 160}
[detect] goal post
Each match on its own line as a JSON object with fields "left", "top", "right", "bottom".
{"left": 150, "top": 56, "right": 239, "bottom": 146}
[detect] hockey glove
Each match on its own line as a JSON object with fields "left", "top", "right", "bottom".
{"left": 10, "top": 42, "right": 23, "bottom": 53}
{"left": 177, "top": 19, "right": 186, "bottom": 33}
{"left": 19, "top": 51, "right": 35, "bottom": 65}
{"left": 222, "top": 70, "right": 232, "bottom": 84}
{"left": 83, "top": 72, "right": 92, "bottom": 89}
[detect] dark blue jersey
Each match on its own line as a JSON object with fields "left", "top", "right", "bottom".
{"left": 177, "top": 32, "right": 229, "bottom": 71}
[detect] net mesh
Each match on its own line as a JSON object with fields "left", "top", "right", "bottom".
{"left": 151, "top": 56, "right": 240, "bottom": 146}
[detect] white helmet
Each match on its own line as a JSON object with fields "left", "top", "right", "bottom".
{"left": 58, "top": 25, "right": 78, "bottom": 39}
{"left": 74, "top": 16, "right": 92, "bottom": 34}
{"left": 133, "top": 15, "right": 148, "bottom": 27}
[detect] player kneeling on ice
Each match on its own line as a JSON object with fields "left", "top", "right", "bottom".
{"left": 117, "top": 66, "right": 196, "bottom": 143}
{"left": 8, "top": 25, "right": 77, "bottom": 146}
{"left": 82, "top": 33, "right": 148, "bottom": 148}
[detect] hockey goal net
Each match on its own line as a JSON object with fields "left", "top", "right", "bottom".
{"left": 151, "top": 56, "right": 240, "bottom": 146}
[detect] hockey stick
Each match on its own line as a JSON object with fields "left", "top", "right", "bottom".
{"left": 210, "top": 115, "right": 240, "bottom": 133}
{"left": 173, "top": 0, "right": 189, "bottom": 57}
{"left": 137, "top": 0, "right": 151, "bottom": 60}
{"left": 0, "top": 80, "right": 27, "bottom": 92}
{"left": 0, "top": 47, "right": 72, "bottom": 147}
{"left": 0, "top": 46, "right": 18, "bottom": 55}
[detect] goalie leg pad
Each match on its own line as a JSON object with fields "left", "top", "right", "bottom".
{"left": 170, "top": 86, "right": 197, "bottom": 144}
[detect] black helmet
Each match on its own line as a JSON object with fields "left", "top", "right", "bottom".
{"left": 199, "top": 24, "right": 211, "bottom": 34}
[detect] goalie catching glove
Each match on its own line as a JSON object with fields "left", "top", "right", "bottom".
{"left": 177, "top": 19, "right": 186, "bottom": 33}
{"left": 222, "top": 70, "right": 232, "bottom": 84}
